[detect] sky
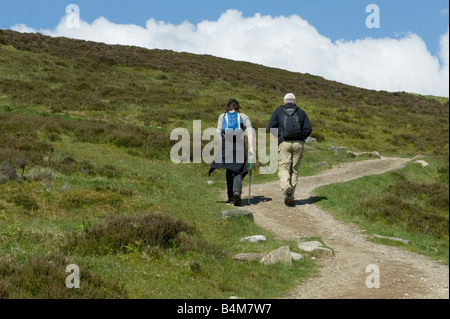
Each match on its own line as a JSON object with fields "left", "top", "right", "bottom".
{"left": 0, "top": 0, "right": 449, "bottom": 97}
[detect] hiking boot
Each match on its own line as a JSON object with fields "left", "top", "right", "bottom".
{"left": 284, "top": 186, "right": 294, "bottom": 206}
{"left": 233, "top": 191, "right": 242, "bottom": 206}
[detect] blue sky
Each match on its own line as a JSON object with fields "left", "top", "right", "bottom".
{"left": 1, "top": 0, "right": 448, "bottom": 55}
{"left": 0, "top": 1, "right": 448, "bottom": 96}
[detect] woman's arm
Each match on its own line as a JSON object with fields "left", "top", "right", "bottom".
{"left": 216, "top": 113, "right": 225, "bottom": 140}
{"left": 241, "top": 113, "right": 254, "bottom": 156}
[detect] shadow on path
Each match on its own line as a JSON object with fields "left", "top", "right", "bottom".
{"left": 292, "top": 196, "right": 328, "bottom": 206}
{"left": 217, "top": 195, "right": 272, "bottom": 207}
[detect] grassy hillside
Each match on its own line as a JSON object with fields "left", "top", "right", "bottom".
{"left": 0, "top": 29, "right": 448, "bottom": 298}
{"left": 1, "top": 29, "right": 448, "bottom": 157}
{"left": 315, "top": 158, "right": 449, "bottom": 264}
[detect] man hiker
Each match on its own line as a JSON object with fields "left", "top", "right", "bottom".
{"left": 209, "top": 99, "right": 254, "bottom": 206}
{"left": 268, "top": 93, "right": 312, "bottom": 206}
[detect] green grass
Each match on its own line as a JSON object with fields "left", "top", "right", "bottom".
{"left": 0, "top": 138, "right": 327, "bottom": 299}
{"left": 0, "top": 29, "right": 448, "bottom": 299}
{"left": 314, "top": 158, "right": 449, "bottom": 264}
{"left": 0, "top": 29, "right": 448, "bottom": 158}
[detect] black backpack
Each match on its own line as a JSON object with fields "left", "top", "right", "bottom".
{"left": 280, "top": 104, "right": 302, "bottom": 140}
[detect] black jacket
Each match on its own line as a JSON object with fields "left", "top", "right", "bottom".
{"left": 268, "top": 103, "right": 312, "bottom": 144}
{"left": 208, "top": 131, "right": 248, "bottom": 177}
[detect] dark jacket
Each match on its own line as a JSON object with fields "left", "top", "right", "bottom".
{"left": 208, "top": 119, "right": 249, "bottom": 177}
{"left": 208, "top": 134, "right": 248, "bottom": 177}
{"left": 268, "top": 103, "right": 312, "bottom": 144}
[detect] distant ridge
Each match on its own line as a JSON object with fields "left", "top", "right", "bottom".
{"left": 0, "top": 29, "right": 448, "bottom": 157}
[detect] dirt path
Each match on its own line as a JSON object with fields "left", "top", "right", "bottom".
{"left": 244, "top": 157, "right": 449, "bottom": 299}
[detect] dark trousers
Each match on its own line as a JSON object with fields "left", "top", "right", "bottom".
{"left": 226, "top": 170, "right": 243, "bottom": 200}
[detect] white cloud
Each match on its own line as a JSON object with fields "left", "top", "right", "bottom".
{"left": 11, "top": 9, "right": 449, "bottom": 97}
{"left": 438, "top": 26, "right": 449, "bottom": 81}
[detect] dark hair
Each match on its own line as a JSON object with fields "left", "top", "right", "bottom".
{"left": 225, "top": 99, "right": 240, "bottom": 112}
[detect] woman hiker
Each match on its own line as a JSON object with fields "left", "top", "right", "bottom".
{"left": 209, "top": 99, "right": 254, "bottom": 206}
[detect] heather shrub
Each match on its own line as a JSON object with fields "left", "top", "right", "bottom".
{"left": 58, "top": 189, "right": 123, "bottom": 210}
{"left": 11, "top": 193, "right": 39, "bottom": 211}
{"left": 49, "top": 154, "right": 122, "bottom": 178}
{"left": 0, "top": 253, "right": 127, "bottom": 299}
{"left": 64, "top": 213, "right": 193, "bottom": 255}
{"left": 360, "top": 173, "right": 449, "bottom": 239}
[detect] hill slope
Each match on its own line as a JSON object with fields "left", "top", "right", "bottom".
{"left": 1, "top": 29, "right": 449, "bottom": 160}
{"left": 0, "top": 30, "right": 448, "bottom": 299}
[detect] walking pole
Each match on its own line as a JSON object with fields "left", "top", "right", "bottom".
{"left": 248, "top": 154, "right": 253, "bottom": 205}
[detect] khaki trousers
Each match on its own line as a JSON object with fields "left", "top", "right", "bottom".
{"left": 278, "top": 141, "right": 304, "bottom": 193}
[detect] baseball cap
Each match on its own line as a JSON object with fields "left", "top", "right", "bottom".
{"left": 284, "top": 93, "right": 296, "bottom": 101}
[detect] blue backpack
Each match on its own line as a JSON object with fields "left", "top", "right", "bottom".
{"left": 222, "top": 112, "right": 243, "bottom": 133}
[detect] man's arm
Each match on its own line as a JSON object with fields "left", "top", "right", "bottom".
{"left": 268, "top": 108, "right": 279, "bottom": 129}
{"left": 268, "top": 108, "right": 280, "bottom": 138}
{"left": 302, "top": 113, "right": 312, "bottom": 139}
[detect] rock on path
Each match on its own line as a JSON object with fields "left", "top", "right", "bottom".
{"left": 239, "top": 157, "right": 449, "bottom": 299}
